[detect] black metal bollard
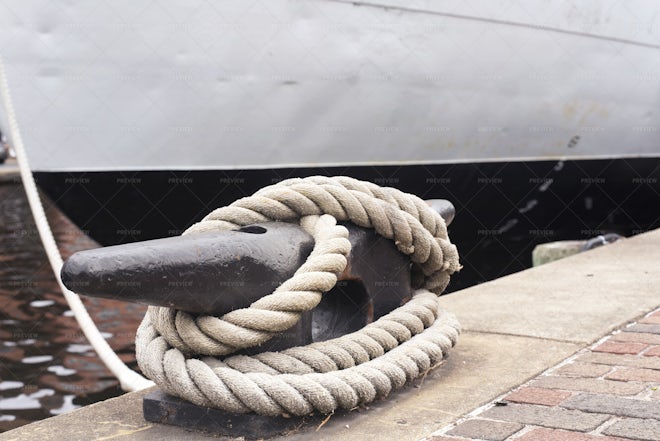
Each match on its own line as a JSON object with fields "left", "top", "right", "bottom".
{"left": 60, "top": 199, "right": 455, "bottom": 437}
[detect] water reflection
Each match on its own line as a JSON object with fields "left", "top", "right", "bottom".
{"left": 0, "top": 182, "right": 146, "bottom": 432}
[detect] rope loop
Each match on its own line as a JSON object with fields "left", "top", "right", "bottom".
{"left": 136, "top": 176, "right": 461, "bottom": 415}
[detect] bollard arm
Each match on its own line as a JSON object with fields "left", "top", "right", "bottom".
{"left": 61, "top": 199, "right": 456, "bottom": 317}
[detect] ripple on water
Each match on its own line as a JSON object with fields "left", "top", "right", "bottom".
{"left": 21, "top": 355, "right": 54, "bottom": 364}
{"left": 0, "top": 381, "right": 24, "bottom": 391}
{"left": 50, "top": 395, "right": 79, "bottom": 415}
{"left": 46, "top": 365, "right": 77, "bottom": 376}
{"left": 30, "top": 300, "right": 56, "bottom": 308}
{"left": 0, "top": 184, "right": 148, "bottom": 432}
{"left": 66, "top": 344, "right": 93, "bottom": 354}
{"left": 0, "top": 389, "right": 55, "bottom": 410}
{"left": 17, "top": 339, "right": 36, "bottom": 346}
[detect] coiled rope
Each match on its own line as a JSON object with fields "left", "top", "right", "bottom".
{"left": 136, "top": 176, "right": 461, "bottom": 416}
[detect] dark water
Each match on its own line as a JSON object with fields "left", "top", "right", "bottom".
{"left": 0, "top": 182, "right": 146, "bottom": 433}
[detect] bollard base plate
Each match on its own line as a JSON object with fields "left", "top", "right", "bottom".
{"left": 143, "top": 389, "right": 320, "bottom": 439}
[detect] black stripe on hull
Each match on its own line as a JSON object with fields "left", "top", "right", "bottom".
{"left": 34, "top": 158, "right": 660, "bottom": 293}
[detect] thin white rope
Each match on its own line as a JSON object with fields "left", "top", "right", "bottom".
{"left": 0, "top": 52, "right": 153, "bottom": 391}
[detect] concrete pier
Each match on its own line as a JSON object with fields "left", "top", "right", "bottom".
{"left": 2, "top": 228, "right": 659, "bottom": 441}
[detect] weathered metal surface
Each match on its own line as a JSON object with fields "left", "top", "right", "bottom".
{"left": 143, "top": 389, "right": 321, "bottom": 439}
{"left": 61, "top": 222, "right": 315, "bottom": 315}
{"left": 425, "top": 199, "right": 455, "bottom": 227}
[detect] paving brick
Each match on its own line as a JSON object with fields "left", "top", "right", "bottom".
{"left": 649, "top": 310, "right": 660, "bottom": 318}
{"left": 624, "top": 324, "right": 660, "bottom": 335}
{"left": 561, "top": 393, "right": 660, "bottom": 420}
{"left": 640, "top": 316, "right": 660, "bottom": 325}
{"left": 427, "top": 437, "right": 466, "bottom": 441}
{"left": 531, "top": 375, "right": 647, "bottom": 396}
{"left": 516, "top": 427, "right": 629, "bottom": 441}
{"left": 606, "top": 367, "right": 660, "bottom": 382}
{"left": 553, "top": 362, "right": 612, "bottom": 378}
{"left": 644, "top": 346, "right": 660, "bottom": 357}
{"left": 603, "top": 417, "right": 660, "bottom": 441}
{"left": 576, "top": 352, "right": 660, "bottom": 370}
{"left": 653, "top": 387, "right": 660, "bottom": 400}
{"left": 594, "top": 341, "right": 649, "bottom": 355}
{"left": 479, "top": 403, "right": 609, "bottom": 432}
{"left": 504, "top": 387, "right": 572, "bottom": 406}
{"left": 446, "top": 418, "right": 522, "bottom": 440}
{"left": 611, "top": 332, "right": 660, "bottom": 345}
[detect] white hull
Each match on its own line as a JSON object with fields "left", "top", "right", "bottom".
{"left": 1, "top": 0, "right": 659, "bottom": 172}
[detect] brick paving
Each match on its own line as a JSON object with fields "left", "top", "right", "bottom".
{"left": 592, "top": 341, "right": 649, "bottom": 355}
{"left": 610, "top": 331, "right": 660, "bottom": 345}
{"left": 645, "top": 347, "right": 660, "bottom": 357}
{"left": 428, "top": 308, "right": 660, "bottom": 441}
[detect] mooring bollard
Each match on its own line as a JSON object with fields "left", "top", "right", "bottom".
{"left": 61, "top": 177, "right": 462, "bottom": 438}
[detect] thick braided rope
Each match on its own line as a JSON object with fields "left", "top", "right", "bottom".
{"left": 135, "top": 176, "right": 461, "bottom": 415}
{"left": 137, "top": 290, "right": 460, "bottom": 416}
